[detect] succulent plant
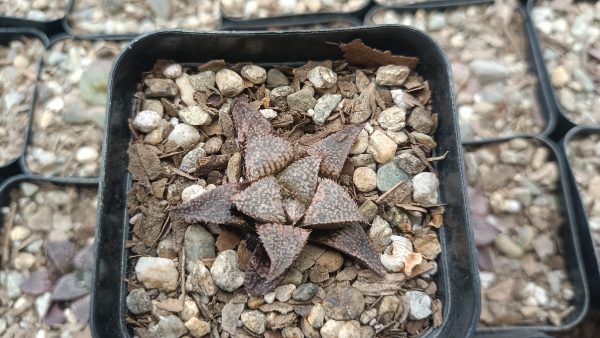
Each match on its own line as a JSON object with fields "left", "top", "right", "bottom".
{"left": 174, "top": 97, "right": 385, "bottom": 295}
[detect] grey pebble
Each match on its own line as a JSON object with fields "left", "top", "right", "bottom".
{"left": 287, "top": 87, "right": 316, "bottom": 112}
{"left": 377, "top": 162, "right": 410, "bottom": 192}
{"left": 184, "top": 225, "right": 216, "bottom": 267}
{"left": 267, "top": 68, "right": 289, "bottom": 87}
{"left": 313, "top": 93, "right": 342, "bottom": 125}
{"left": 144, "top": 78, "right": 178, "bottom": 98}
{"left": 293, "top": 283, "right": 318, "bottom": 301}
{"left": 126, "top": 289, "right": 153, "bottom": 315}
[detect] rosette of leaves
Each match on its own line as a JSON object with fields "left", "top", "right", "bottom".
{"left": 174, "top": 97, "right": 385, "bottom": 295}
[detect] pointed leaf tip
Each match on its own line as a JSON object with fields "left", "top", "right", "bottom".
{"left": 245, "top": 135, "right": 294, "bottom": 181}
{"left": 232, "top": 97, "right": 274, "bottom": 149}
{"left": 258, "top": 223, "right": 310, "bottom": 282}
{"left": 232, "top": 176, "right": 286, "bottom": 223}
{"left": 311, "top": 223, "right": 386, "bottom": 276}
{"left": 174, "top": 184, "right": 244, "bottom": 225}
{"left": 277, "top": 156, "right": 321, "bottom": 206}
{"left": 302, "top": 178, "right": 366, "bottom": 229}
{"left": 307, "top": 124, "right": 364, "bottom": 178}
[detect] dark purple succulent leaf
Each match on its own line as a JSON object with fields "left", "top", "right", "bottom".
{"left": 47, "top": 240, "right": 76, "bottom": 273}
{"left": 173, "top": 184, "right": 245, "bottom": 225}
{"left": 468, "top": 186, "right": 489, "bottom": 217}
{"left": 478, "top": 245, "right": 495, "bottom": 271}
{"left": 74, "top": 242, "right": 95, "bottom": 271}
{"left": 51, "top": 272, "right": 90, "bottom": 301}
{"left": 311, "top": 223, "right": 385, "bottom": 276}
{"left": 257, "top": 223, "right": 310, "bottom": 282}
{"left": 307, "top": 124, "right": 364, "bottom": 178}
{"left": 244, "top": 244, "right": 286, "bottom": 296}
{"left": 70, "top": 294, "right": 91, "bottom": 323}
{"left": 19, "top": 268, "right": 57, "bottom": 295}
{"left": 302, "top": 178, "right": 366, "bottom": 229}
{"left": 472, "top": 214, "right": 501, "bottom": 247}
{"left": 43, "top": 303, "right": 65, "bottom": 326}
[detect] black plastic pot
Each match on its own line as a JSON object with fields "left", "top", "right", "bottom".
{"left": 93, "top": 27, "right": 480, "bottom": 337}
{"left": 562, "top": 126, "right": 600, "bottom": 309}
{"left": 0, "top": 28, "right": 48, "bottom": 184}
{"left": 463, "top": 135, "right": 589, "bottom": 335}
{"left": 523, "top": 0, "right": 570, "bottom": 141}
{"left": 0, "top": 173, "right": 98, "bottom": 236}
{"left": 20, "top": 34, "right": 132, "bottom": 178}
{"left": 364, "top": 1, "right": 558, "bottom": 145}
{"left": 524, "top": 0, "right": 595, "bottom": 140}
{"left": 220, "top": 12, "right": 362, "bottom": 30}
{"left": 220, "top": 0, "right": 371, "bottom": 31}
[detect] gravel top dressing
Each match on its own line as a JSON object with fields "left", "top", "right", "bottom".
{"left": 0, "top": 0, "right": 67, "bottom": 21}
{"left": 68, "top": 0, "right": 220, "bottom": 35}
{"left": 532, "top": 0, "right": 600, "bottom": 125}
{"left": 0, "top": 37, "right": 44, "bottom": 167}
{"left": 368, "top": 0, "right": 545, "bottom": 141}
{"left": 124, "top": 40, "right": 447, "bottom": 338}
{"left": 26, "top": 39, "right": 126, "bottom": 177}
{"left": 0, "top": 181, "right": 96, "bottom": 337}
{"left": 221, "top": 0, "right": 369, "bottom": 19}
{"left": 465, "top": 139, "right": 575, "bottom": 327}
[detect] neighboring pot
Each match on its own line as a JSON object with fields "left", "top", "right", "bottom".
{"left": 562, "top": 126, "right": 600, "bottom": 308}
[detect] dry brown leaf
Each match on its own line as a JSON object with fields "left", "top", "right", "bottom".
{"left": 339, "top": 39, "right": 419, "bottom": 69}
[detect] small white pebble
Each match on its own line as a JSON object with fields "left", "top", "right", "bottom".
{"left": 259, "top": 108, "right": 278, "bottom": 119}
{"left": 169, "top": 117, "right": 179, "bottom": 126}
{"left": 365, "top": 123, "right": 374, "bottom": 134}
{"left": 306, "top": 109, "right": 315, "bottom": 117}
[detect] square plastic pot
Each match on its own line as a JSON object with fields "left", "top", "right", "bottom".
{"left": 93, "top": 26, "right": 480, "bottom": 338}
{"left": 464, "top": 136, "right": 589, "bottom": 336}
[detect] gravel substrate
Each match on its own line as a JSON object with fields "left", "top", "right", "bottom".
{"left": 25, "top": 39, "right": 126, "bottom": 177}
{"left": 0, "top": 0, "right": 67, "bottom": 20}
{"left": 0, "top": 37, "right": 45, "bottom": 167}
{"left": 566, "top": 133, "right": 600, "bottom": 257}
{"left": 221, "top": 0, "right": 369, "bottom": 19}
{"left": 125, "top": 42, "right": 446, "bottom": 337}
{"left": 532, "top": 0, "right": 600, "bottom": 125}
{"left": 68, "top": 0, "right": 220, "bottom": 35}
{"left": 368, "top": 0, "right": 545, "bottom": 141}
{"left": 0, "top": 181, "right": 97, "bottom": 337}
{"left": 465, "top": 139, "right": 575, "bottom": 327}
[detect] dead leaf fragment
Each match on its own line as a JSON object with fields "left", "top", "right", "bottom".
{"left": 339, "top": 39, "right": 419, "bottom": 69}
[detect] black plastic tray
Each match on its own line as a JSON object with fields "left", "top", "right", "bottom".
{"left": 20, "top": 34, "right": 132, "bottom": 178}
{"left": 0, "top": 28, "right": 49, "bottom": 184}
{"left": 220, "top": 0, "right": 371, "bottom": 30}
{"left": 364, "top": 1, "right": 558, "bottom": 145}
{"left": 0, "top": 17, "right": 65, "bottom": 39}
{"left": 464, "top": 135, "right": 589, "bottom": 335}
{"left": 93, "top": 27, "right": 480, "bottom": 338}
{"left": 562, "top": 126, "right": 600, "bottom": 308}
{"left": 372, "top": 0, "right": 493, "bottom": 10}
{"left": 220, "top": 12, "right": 362, "bottom": 30}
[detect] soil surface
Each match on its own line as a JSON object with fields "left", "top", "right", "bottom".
{"left": 125, "top": 41, "right": 446, "bottom": 338}
{"left": 25, "top": 39, "right": 126, "bottom": 177}
{"left": 0, "top": 182, "right": 97, "bottom": 337}
{"left": 465, "top": 139, "right": 575, "bottom": 327}
{"left": 0, "top": 37, "right": 44, "bottom": 167}
{"left": 532, "top": 0, "right": 600, "bottom": 125}
{"left": 368, "top": 0, "right": 545, "bottom": 141}
{"left": 69, "top": 0, "right": 220, "bottom": 34}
